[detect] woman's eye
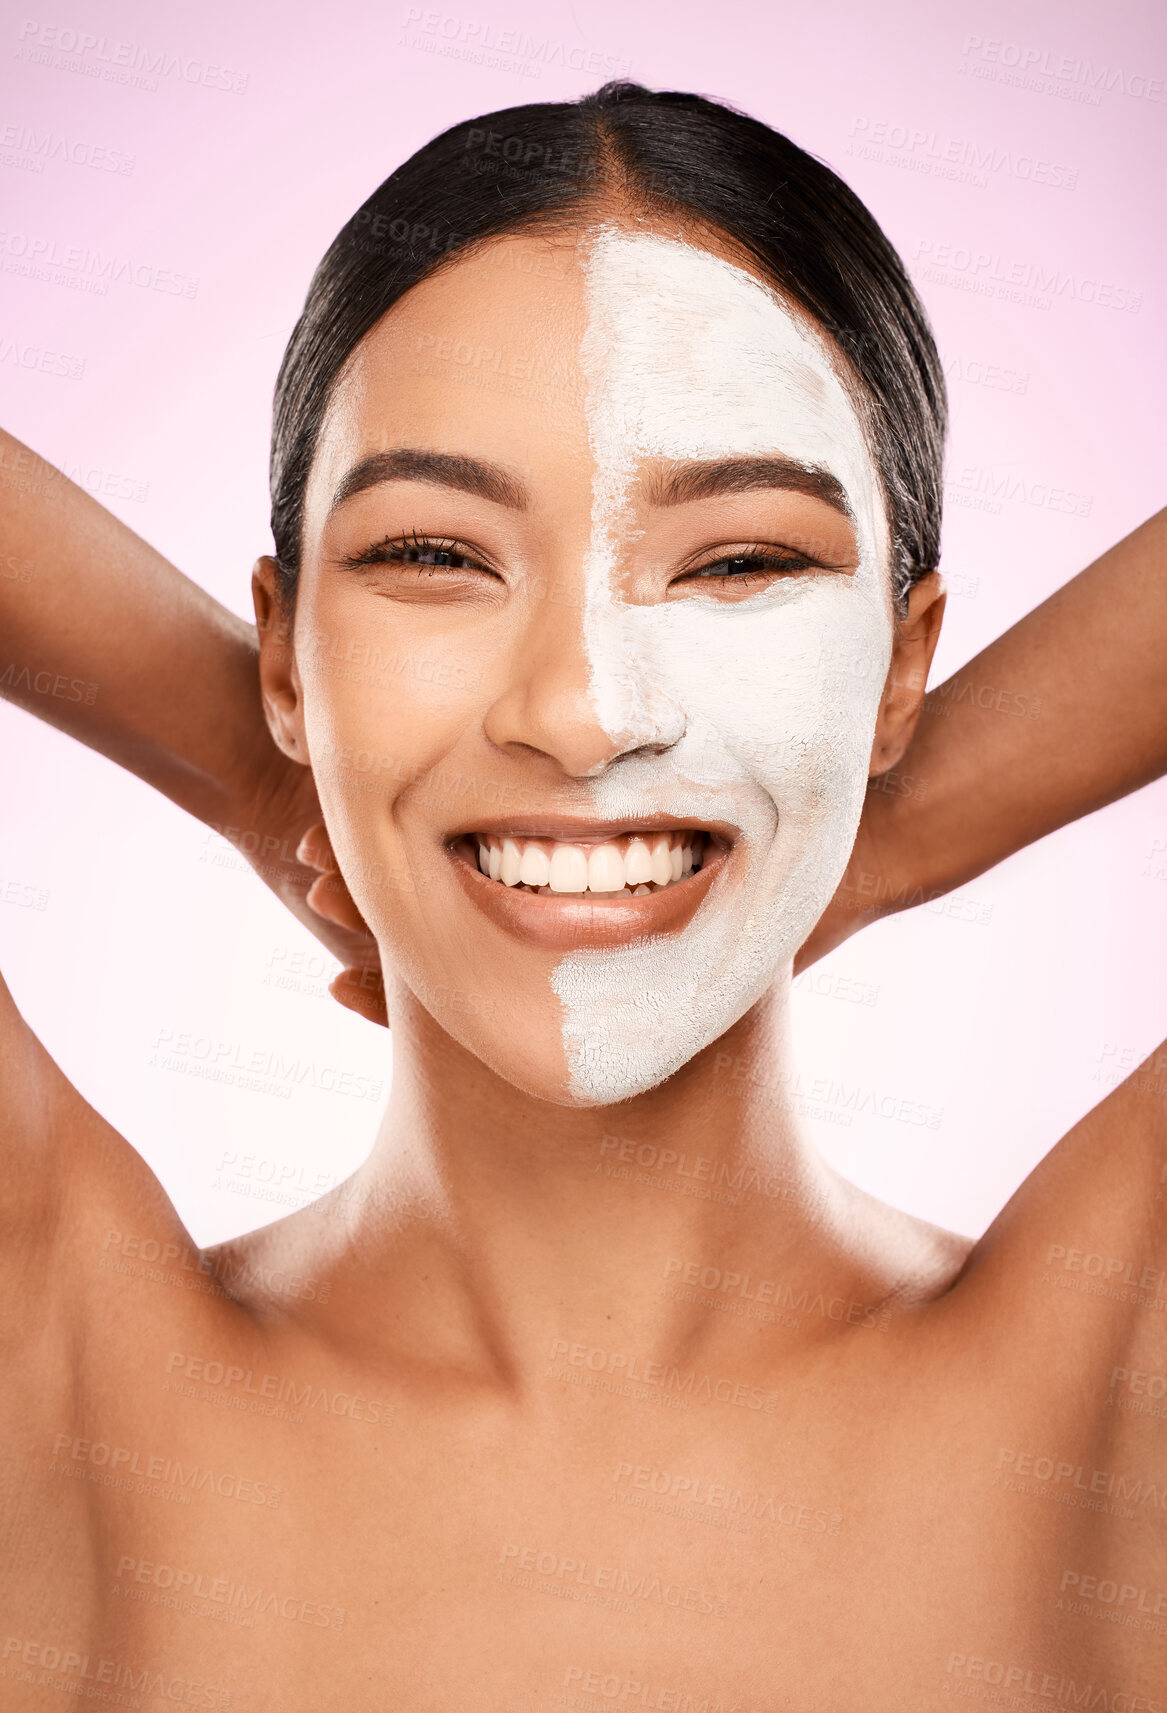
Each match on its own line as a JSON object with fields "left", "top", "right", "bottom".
{"left": 403, "top": 545, "right": 468, "bottom": 568}
{"left": 340, "top": 534, "right": 492, "bottom": 574}
{"left": 676, "top": 549, "right": 817, "bottom": 589}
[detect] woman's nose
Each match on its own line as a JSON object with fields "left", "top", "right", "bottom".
{"left": 482, "top": 597, "right": 685, "bottom": 778}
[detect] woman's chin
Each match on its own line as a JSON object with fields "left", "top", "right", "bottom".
{"left": 420, "top": 1008, "right": 675, "bottom": 1111}
{"left": 490, "top": 1040, "right": 664, "bottom": 1109}
{"left": 484, "top": 1023, "right": 687, "bottom": 1109}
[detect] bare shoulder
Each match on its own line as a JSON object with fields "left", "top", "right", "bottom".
{"left": 0, "top": 959, "right": 197, "bottom": 1350}
{"left": 961, "top": 1039, "right": 1166, "bottom": 1295}
{"left": 934, "top": 1040, "right": 1167, "bottom": 1408}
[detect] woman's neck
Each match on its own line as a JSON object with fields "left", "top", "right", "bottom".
{"left": 315, "top": 980, "right": 882, "bottom": 1384}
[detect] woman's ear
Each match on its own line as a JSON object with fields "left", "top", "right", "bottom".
{"left": 252, "top": 555, "right": 309, "bottom": 763}
{"left": 868, "top": 571, "right": 946, "bottom": 777}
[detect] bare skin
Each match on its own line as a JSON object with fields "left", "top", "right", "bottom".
{"left": 2, "top": 227, "right": 1166, "bottom": 1712}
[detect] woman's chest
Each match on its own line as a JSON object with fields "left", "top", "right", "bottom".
{"left": 12, "top": 1363, "right": 1164, "bottom": 1711}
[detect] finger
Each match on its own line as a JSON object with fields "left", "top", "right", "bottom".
{"left": 306, "top": 869, "right": 370, "bottom": 935}
{"left": 297, "top": 822, "right": 337, "bottom": 872}
{"left": 329, "top": 967, "right": 389, "bottom": 1029}
{"left": 300, "top": 828, "right": 376, "bottom": 940}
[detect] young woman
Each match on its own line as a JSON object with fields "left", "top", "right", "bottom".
{"left": 3, "top": 81, "right": 1165, "bottom": 1711}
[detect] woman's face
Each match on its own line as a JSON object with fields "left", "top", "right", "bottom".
{"left": 282, "top": 224, "right": 897, "bottom": 1106}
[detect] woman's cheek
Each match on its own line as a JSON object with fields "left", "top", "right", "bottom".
{"left": 760, "top": 608, "right": 892, "bottom": 917}
{"left": 295, "top": 650, "right": 470, "bottom": 924}
{"left": 638, "top": 587, "right": 889, "bottom": 805}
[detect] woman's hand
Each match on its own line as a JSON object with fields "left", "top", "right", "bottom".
{"left": 292, "top": 821, "right": 388, "bottom": 1028}
{"left": 232, "top": 753, "right": 389, "bottom": 1028}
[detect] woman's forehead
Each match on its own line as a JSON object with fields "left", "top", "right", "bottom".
{"left": 311, "top": 225, "right": 875, "bottom": 514}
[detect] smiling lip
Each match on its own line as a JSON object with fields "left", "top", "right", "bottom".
{"left": 445, "top": 818, "right": 733, "bottom": 952}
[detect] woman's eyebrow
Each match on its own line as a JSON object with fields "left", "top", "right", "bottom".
{"left": 642, "top": 456, "right": 852, "bottom": 517}
{"left": 329, "top": 448, "right": 529, "bottom": 515}
{"left": 328, "top": 449, "right": 851, "bottom": 520}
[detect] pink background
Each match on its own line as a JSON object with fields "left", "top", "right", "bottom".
{"left": 1, "top": 0, "right": 1164, "bottom": 1244}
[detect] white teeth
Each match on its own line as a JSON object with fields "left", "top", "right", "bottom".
{"left": 624, "top": 838, "right": 653, "bottom": 886}
{"left": 587, "top": 844, "right": 626, "bottom": 894}
{"left": 549, "top": 844, "right": 589, "bottom": 893}
{"left": 518, "top": 844, "right": 551, "bottom": 887}
{"left": 650, "top": 836, "right": 673, "bottom": 887}
{"left": 471, "top": 831, "right": 710, "bottom": 896}
{"left": 500, "top": 839, "right": 522, "bottom": 887}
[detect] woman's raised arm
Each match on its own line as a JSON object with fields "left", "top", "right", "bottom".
{"left": 798, "top": 507, "right": 1167, "bottom": 968}
{"left": 0, "top": 427, "right": 373, "bottom": 970}
{"left": 0, "top": 429, "right": 267, "bottom": 822}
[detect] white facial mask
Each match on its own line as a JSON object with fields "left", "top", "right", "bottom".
{"left": 550, "top": 228, "right": 894, "bottom": 1104}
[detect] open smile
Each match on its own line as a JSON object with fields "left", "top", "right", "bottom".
{"left": 446, "top": 821, "right": 732, "bottom": 950}
{"left": 473, "top": 828, "right": 705, "bottom": 895}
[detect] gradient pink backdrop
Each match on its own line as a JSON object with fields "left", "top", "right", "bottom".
{"left": 1, "top": 0, "right": 1164, "bottom": 1245}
